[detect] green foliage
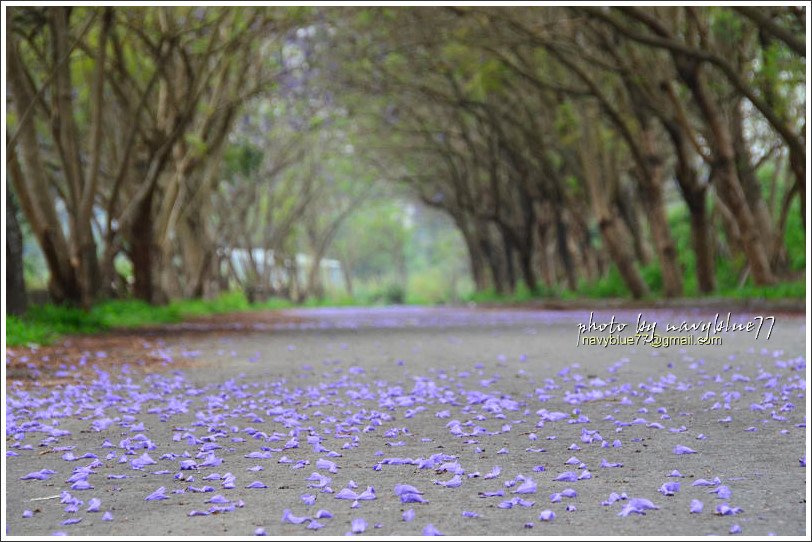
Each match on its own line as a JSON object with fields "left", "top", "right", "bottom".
{"left": 6, "top": 315, "right": 56, "bottom": 347}
{"left": 93, "top": 299, "right": 179, "bottom": 328}
{"left": 716, "top": 280, "right": 805, "bottom": 300}
{"left": 575, "top": 266, "right": 631, "bottom": 299}
{"left": 6, "top": 292, "right": 252, "bottom": 347}
{"left": 224, "top": 143, "right": 264, "bottom": 177}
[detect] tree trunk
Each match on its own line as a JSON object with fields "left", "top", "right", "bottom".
{"left": 6, "top": 187, "right": 28, "bottom": 315}
{"left": 600, "top": 214, "right": 650, "bottom": 298}
{"left": 456, "top": 218, "right": 490, "bottom": 291}
{"left": 679, "top": 63, "right": 775, "bottom": 285}
{"left": 7, "top": 30, "right": 81, "bottom": 305}
{"left": 131, "top": 192, "right": 155, "bottom": 303}
{"left": 579, "top": 104, "right": 649, "bottom": 299}
{"left": 731, "top": 100, "right": 775, "bottom": 254}
{"left": 555, "top": 208, "right": 578, "bottom": 291}
{"left": 639, "top": 180, "right": 683, "bottom": 297}
{"left": 663, "top": 119, "right": 715, "bottom": 294}
{"left": 616, "top": 183, "right": 652, "bottom": 266}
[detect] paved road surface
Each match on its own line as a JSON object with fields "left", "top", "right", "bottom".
{"left": 4, "top": 307, "right": 807, "bottom": 537}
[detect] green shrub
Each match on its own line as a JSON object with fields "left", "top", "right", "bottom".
{"left": 6, "top": 315, "right": 55, "bottom": 347}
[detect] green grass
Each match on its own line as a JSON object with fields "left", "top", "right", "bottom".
{"left": 6, "top": 292, "right": 259, "bottom": 348}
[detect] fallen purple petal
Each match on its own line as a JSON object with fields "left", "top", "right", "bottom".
{"left": 351, "top": 517, "right": 368, "bottom": 533}
{"left": 281, "top": 509, "right": 309, "bottom": 524}
{"left": 538, "top": 510, "right": 555, "bottom": 521}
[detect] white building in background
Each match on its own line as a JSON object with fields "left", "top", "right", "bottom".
{"left": 227, "top": 248, "right": 345, "bottom": 291}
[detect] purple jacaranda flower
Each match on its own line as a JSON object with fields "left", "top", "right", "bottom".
{"left": 434, "top": 475, "right": 462, "bottom": 488}
{"left": 554, "top": 472, "right": 577, "bottom": 482}
{"left": 401, "top": 492, "right": 429, "bottom": 504}
{"left": 281, "top": 509, "right": 309, "bottom": 524}
{"left": 690, "top": 499, "right": 704, "bottom": 513}
{"left": 618, "top": 498, "right": 659, "bottom": 517}
{"left": 715, "top": 503, "right": 743, "bottom": 516}
{"left": 561, "top": 488, "right": 577, "bottom": 498}
{"left": 102, "top": 511, "right": 113, "bottom": 521}
{"left": 307, "top": 472, "right": 331, "bottom": 489}
{"left": 692, "top": 477, "right": 721, "bottom": 487}
{"left": 22, "top": 510, "right": 33, "bottom": 518}
{"left": 71, "top": 480, "right": 93, "bottom": 491}
{"left": 254, "top": 528, "right": 267, "bottom": 535}
{"left": 479, "top": 490, "right": 505, "bottom": 498}
{"left": 658, "top": 482, "right": 680, "bottom": 496}
{"left": 301, "top": 494, "right": 316, "bottom": 506}
{"left": 335, "top": 488, "right": 358, "bottom": 500}
{"left": 462, "top": 511, "right": 479, "bottom": 518}
{"left": 513, "top": 478, "right": 537, "bottom": 494}
{"left": 188, "top": 486, "right": 215, "bottom": 493}
{"left": 188, "top": 510, "right": 210, "bottom": 517}
{"left": 316, "top": 458, "right": 339, "bottom": 473}
{"left": 315, "top": 509, "right": 333, "bottom": 519}
{"left": 307, "top": 520, "right": 324, "bottom": 530}
{"left": 394, "top": 484, "right": 423, "bottom": 496}
{"left": 356, "top": 486, "right": 376, "bottom": 500}
{"left": 246, "top": 481, "right": 267, "bottom": 489}
{"left": 179, "top": 460, "right": 197, "bottom": 470}
{"left": 712, "top": 486, "right": 732, "bottom": 499}
{"left": 206, "top": 495, "right": 230, "bottom": 504}
{"left": 423, "top": 524, "right": 443, "bottom": 535}
{"left": 403, "top": 509, "right": 415, "bottom": 522}
{"left": 565, "top": 456, "right": 580, "bottom": 465}
{"left": 668, "top": 470, "right": 683, "bottom": 477}
{"left": 600, "top": 459, "right": 622, "bottom": 468}
{"left": 351, "top": 518, "right": 367, "bottom": 533}
{"left": 484, "top": 466, "right": 501, "bottom": 479}
{"left": 578, "top": 470, "right": 592, "bottom": 480}
{"left": 62, "top": 518, "right": 82, "bottom": 525}
{"left": 730, "top": 524, "right": 742, "bottom": 534}
{"left": 674, "top": 445, "right": 697, "bottom": 455}
{"left": 20, "top": 469, "right": 56, "bottom": 481}
{"left": 800, "top": 457, "right": 806, "bottom": 467}
{"left": 145, "top": 487, "right": 169, "bottom": 501}
{"left": 600, "top": 492, "right": 628, "bottom": 506}
{"left": 539, "top": 510, "right": 555, "bottom": 521}
{"left": 87, "top": 498, "right": 101, "bottom": 512}
{"left": 131, "top": 452, "right": 157, "bottom": 469}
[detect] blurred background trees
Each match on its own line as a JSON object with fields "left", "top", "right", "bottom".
{"left": 5, "top": 6, "right": 806, "bottom": 312}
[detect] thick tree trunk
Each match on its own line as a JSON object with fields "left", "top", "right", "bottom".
{"left": 616, "top": 183, "right": 652, "bottom": 266}
{"left": 131, "top": 193, "right": 155, "bottom": 303}
{"left": 639, "top": 181, "right": 683, "bottom": 297}
{"left": 662, "top": 120, "right": 716, "bottom": 294}
{"left": 461, "top": 228, "right": 489, "bottom": 291}
{"left": 555, "top": 208, "right": 578, "bottom": 291}
{"left": 731, "top": 101, "right": 775, "bottom": 254}
{"left": 7, "top": 31, "right": 81, "bottom": 305}
{"left": 688, "top": 200, "right": 716, "bottom": 294}
{"left": 679, "top": 64, "right": 775, "bottom": 285}
{"left": 598, "top": 214, "right": 650, "bottom": 299}
{"left": 6, "top": 188, "right": 28, "bottom": 316}
{"left": 579, "top": 105, "right": 649, "bottom": 299}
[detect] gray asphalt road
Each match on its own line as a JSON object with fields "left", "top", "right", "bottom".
{"left": 4, "top": 307, "right": 808, "bottom": 537}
